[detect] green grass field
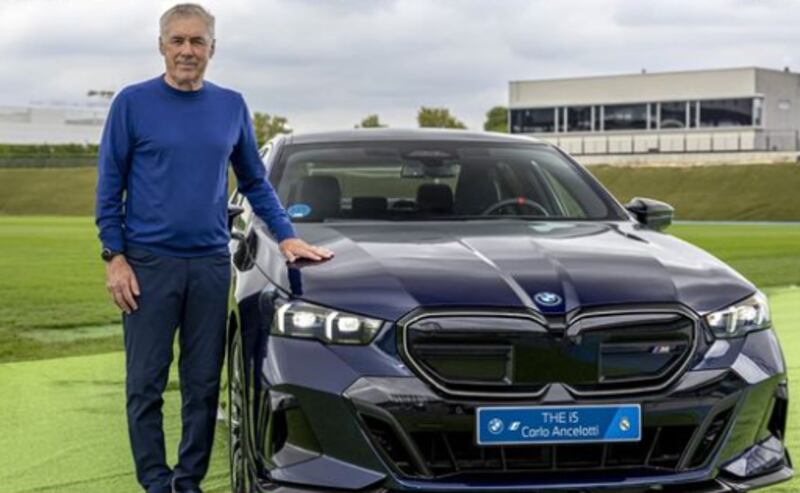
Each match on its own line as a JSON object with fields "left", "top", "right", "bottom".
{"left": 589, "top": 163, "right": 800, "bottom": 221}
{"left": 0, "top": 216, "right": 798, "bottom": 492}
{"left": 0, "top": 351, "right": 230, "bottom": 493}
{"left": 0, "top": 217, "right": 119, "bottom": 362}
{"left": 669, "top": 222, "right": 800, "bottom": 288}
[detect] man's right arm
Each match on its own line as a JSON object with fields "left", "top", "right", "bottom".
{"left": 95, "top": 92, "right": 139, "bottom": 314}
{"left": 96, "top": 92, "right": 132, "bottom": 253}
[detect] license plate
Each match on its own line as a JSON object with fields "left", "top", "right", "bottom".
{"left": 476, "top": 404, "right": 641, "bottom": 446}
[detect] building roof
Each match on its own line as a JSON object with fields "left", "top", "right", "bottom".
{"left": 508, "top": 66, "right": 794, "bottom": 85}
{"left": 508, "top": 66, "right": 800, "bottom": 107}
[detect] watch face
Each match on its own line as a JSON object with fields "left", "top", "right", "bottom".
{"left": 102, "top": 248, "right": 115, "bottom": 261}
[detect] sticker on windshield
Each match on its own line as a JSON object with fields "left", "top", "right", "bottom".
{"left": 287, "top": 203, "right": 312, "bottom": 218}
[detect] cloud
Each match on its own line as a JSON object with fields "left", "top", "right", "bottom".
{"left": 0, "top": 0, "right": 799, "bottom": 131}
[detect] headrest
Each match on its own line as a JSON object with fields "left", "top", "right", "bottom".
{"left": 416, "top": 183, "right": 453, "bottom": 214}
{"left": 454, "top": 164, "right": 500, "bottom": 215}
{"left": 288, "top": 175, "right": 341, "bottom": 220}
{"left": 352, "top": 196, "right": 388, "bottom": 218}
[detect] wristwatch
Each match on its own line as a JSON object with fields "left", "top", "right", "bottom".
{"left": 101, "top": 247, "right": 122, "bottom": 262}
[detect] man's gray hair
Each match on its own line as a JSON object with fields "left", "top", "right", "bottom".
{"left": 160, "top": 3, "right": 215, "bottom": 38}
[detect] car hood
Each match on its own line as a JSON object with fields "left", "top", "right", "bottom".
{"left": 254, "top": 221, "right": 754, "bottom": 321}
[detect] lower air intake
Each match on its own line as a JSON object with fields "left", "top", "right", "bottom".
{"left": 361, "top": 412, "right": 697, "bottom": 479}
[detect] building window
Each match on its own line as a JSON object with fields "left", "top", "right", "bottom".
{"left": 593, "top": 106, "right": 602, "bottom": 131}
{"left": 510, "top": 108, "right": 556, "bottom": 133}
{"left": 660, "top": 101, "right": 687, "bottom": 129}
{"left": 603, "top": 104, "right": 648, "bottom": 131}
{"left": 754, "top": 98, "right": 764, "bottom": 127}
{"left": 689, "top": 101, "right": 698, "bottom": 128}
{"left": 699, "top": 98, "right": 753, "bottom": 127}
{"left": 566, "top": 106, "right": 592, "bottom": 132}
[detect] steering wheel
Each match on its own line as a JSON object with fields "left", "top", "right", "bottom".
{"left": 480, "top": 197, "right": 550, "bottom": 217}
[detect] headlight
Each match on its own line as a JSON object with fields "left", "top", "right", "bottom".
{"left": 271, "top": 299, "right": 384, "bottom": 344}
{"left": 705, "top": 292, "right": 771, "bottom": 338}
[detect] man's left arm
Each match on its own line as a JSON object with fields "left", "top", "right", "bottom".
{"left": 230, "top": 96, "right": 333, "bottom": 262}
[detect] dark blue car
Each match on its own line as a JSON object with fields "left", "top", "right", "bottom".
{"left": 226, "top": 129, "right": 791, "bottom": 493}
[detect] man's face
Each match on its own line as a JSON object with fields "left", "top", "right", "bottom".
{"left": 159, "top": 16, "right": 215, "bottom": 87}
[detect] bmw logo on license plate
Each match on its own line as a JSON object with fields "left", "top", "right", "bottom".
{"left": 534, "top": 291, "right": 562, "bottom": 307}
{"left": 488, "top": 418, "right": 504, "bottom": 435}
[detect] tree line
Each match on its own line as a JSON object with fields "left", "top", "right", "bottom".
{"left": 0, "top": 106, "right": 510, "bottom": 156}
{"left": 253, "top": 106, "right": 509, "bottom": 147}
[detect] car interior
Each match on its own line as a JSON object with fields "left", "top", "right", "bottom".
{"left": 277, "top": 144, "right": 605, "bottom": 221}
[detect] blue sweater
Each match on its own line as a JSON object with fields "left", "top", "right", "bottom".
{"left": 95, "top": 75, "right": 296, "bottom": 258}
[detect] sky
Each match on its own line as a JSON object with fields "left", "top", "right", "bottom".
{"left": 1, "top": 0, "right": 799, "bottom": 132}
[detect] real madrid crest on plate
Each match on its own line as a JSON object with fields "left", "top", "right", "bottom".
{"left": 534, "top": 291, "right": 562, "bottom": 307}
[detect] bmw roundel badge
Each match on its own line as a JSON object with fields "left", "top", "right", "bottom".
{"left": 488, "top": 418, "right": 504, "bottom": 435}
{"left": 534, "top": 291, "right": 562, "bottom": 307}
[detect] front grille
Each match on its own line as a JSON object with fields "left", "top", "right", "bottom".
{"left": 362, "top": 415, "right": 697, "bottom": 479}
{"left": 402, "top": 310, "right": 695, "bottom": 396}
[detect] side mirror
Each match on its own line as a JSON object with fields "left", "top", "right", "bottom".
{"left": 625, "top": 197, "right": 674, "bottom": 231}
{"left": 228, "top": 204, "right": 245, "bottom": 232}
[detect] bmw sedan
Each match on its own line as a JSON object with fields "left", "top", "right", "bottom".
{"left": 226, "top": 128, "right": 791, "bottom": 493}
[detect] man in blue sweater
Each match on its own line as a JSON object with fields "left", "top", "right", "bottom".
{"left": 95, "top": 4, "right": 333, "bottom": 493}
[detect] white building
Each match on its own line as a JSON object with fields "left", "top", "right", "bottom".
{"left": 508, "top": 67, "right": 800, "bottom": 156}
{"left": 0, "top": 102, "right": 107, "bottom": 144}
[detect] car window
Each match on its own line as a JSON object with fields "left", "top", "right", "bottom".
{"left": 229, "top": 143, "right": 272, "bottom": 231}
{"left": 273, "top": 142, "right": 620, "bottom": 222}
{"left": 539, "top": 167, "right": 587, "bottom": 218}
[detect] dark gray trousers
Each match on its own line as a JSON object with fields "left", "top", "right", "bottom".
{"left": 122, "top": 246, "right": 231, "bottom": 493}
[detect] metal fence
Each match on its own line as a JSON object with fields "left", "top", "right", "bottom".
{"left": 757, "top": 130, "right": 800, "bottom": 152}
{"left": 542, "top": 129, "right": 800, "bottom": 156}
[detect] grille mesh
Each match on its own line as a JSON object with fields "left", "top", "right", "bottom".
{"left": 403, "top": 312, "right": 695, "bottom": 396}
{"left": 409, "top": 426, "right": 696, "bottom": 478}
{"left": 362, "top": 413, "right": 698, "bottom": 479}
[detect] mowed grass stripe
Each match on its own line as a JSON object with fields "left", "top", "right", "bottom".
{"left": 0, "top": 168, "right": 99, "bottom": 216}
{"left": 0, "top": 167, "right": 237, "bottom": 217}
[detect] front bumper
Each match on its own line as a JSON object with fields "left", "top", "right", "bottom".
{"left": 259, "top": 464, "right": 794, "bottom": 493}
{"left": 256, "top": 328, "right": 791, "bottom": 492}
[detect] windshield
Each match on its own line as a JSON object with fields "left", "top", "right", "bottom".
{"left": 272, "top": 141, "right": 624, "bottom": 222}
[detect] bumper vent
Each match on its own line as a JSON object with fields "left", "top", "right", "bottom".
{"left": 402, "top": 311, "right": 695, "bottom": 396}
{"left": 689, "top": 407, "right": 734, "bottom": 468}
{"left": 361, "top": 415, "right": 419, "bottom": 476}
{"left": 411, "top": 426, "right": 695, "bottom": 477}
{"left": 362, "top": 413, "right": 697, "bottom": 479}
{"left": 768, "top": 384, "right": 789, "bottom": 441}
